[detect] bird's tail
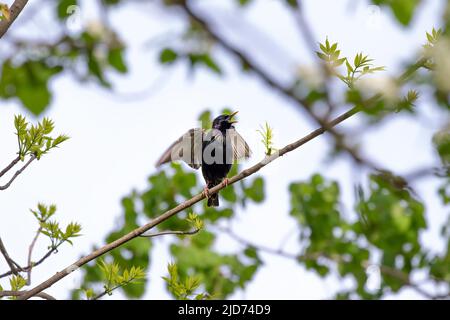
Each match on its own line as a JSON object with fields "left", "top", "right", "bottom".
{"left": 207, "top": 193, "right": 219, "bottom": 207}
{"left": 207, "top": 182, "right": 219, "bottom": 207}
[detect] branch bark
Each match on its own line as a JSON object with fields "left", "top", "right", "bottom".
{"left": 0, "top": 156, "right": 20, "bottom": 178}
{"left": 0, "top": 155, "right": 36, "bottom": 190}
{"left": 0, "top": 245, "right": 58, "bottom": 279}
{"left": 19, "top": 106, "right": 359, "bottom": 300}
{"left": 0, "top": 237, "right": 21, "bottom": 275}
{"left": 26, "top": 225, "right": 43, "bottom": 285}
{"left": 0, "top": 290, "right": 56, "bottom": 300}
{"left": 0, "top": 0, "right": 29, "bottom": 39}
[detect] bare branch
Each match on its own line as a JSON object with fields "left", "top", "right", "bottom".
{"left": 0, "top": 156, "right": 20, "bottom": 178}
{"left": 0, "top": 246, "right": 58, "bottom": 279}
{"left": 0, "top": 155, "right": 36, "bottom": 191}
{"left": 26, "top": 225, "right": 43, "bottom": 285}
{"left": 19, "top": 105, "right": 358, "bottom": 300}
{"left": 217, "top": 225, "right": 299, "bottom": 260}
{"left": 0, "top": 237, "right": 21, "bottom": 275}
{"left": 0, "top": 290, "right": 56, "bottom": 300}
{"left": 0, "top": 0, "right": 29, "bottom": 39}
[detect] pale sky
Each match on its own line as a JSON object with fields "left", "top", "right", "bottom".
{"left": 0, "top": 0, "right": 447, "bottom": 299}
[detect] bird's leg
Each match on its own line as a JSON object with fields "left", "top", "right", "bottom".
{"left": 202, "top": 186, "right": 211, "bottom": 198}
{"left": 222, "top": 178, "right": 230, "bottom": 187}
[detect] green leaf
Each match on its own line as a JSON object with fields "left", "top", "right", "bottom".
{"left": 244, "top": 177, "right": 265, "bottom": 203}
{"left": 16, "top": 85, "right": 51, "bottom": 116}
{"left": 9, "top": 275, "right": 26, "bottom": 291}
{"left": 237, "top": 0, "right": 252, "bottom": 6}
{"left": 108, "top": 48, "right": 128, "bottom": 73}
{"left": 188, "top": 53, "right": 222, "bottom": 75}
{"left": 57, "top": 0, "right": 77, "bottom": 19}
{"left": 285, "top": 0, "right": 298, "bottom": 8}
{"left": 372, "top": 0, "right": 419, "bottom": 26}
{"left": 159, "top": 48, "right": 178, "bottom": 64}
{"left": 389, "top": 0, "right": 419, "bottom": 26}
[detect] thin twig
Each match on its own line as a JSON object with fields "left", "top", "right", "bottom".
{"left": 0, "top": 290, "right": 56, "bottom": 300}
{"left": 0, "top": 155, "right": 36, "bottom": 190}
{"left": 0, "top": 156, "right": 20, "bottom": 178}
{"left": 140, "top": 228, "right": 200, "bottom": 238}
{"left": 0, "top": 237, "right": 21, "bottom": 275}
{"left": 92, "top": 279, "right": 136, "bottom": 300}
{"left": 217, "top": 225, "right": 299, "bottom": 260}
{"left": 26, "top": 226, "right": 43, "bottom": 285}
{"left": 19, "top": 106, "right": 359, "bottom": 300}
{"left": 0, "top": 247, "right": 57, "bottom": 279}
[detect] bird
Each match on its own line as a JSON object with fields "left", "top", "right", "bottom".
{"left": 155, "top": 111, "right": 251, "bottom": 206}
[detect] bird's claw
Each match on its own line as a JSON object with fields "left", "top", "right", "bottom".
{"left": 222, "top": 178, "right": 230, "bottom": 187}
{"left": 203, "top": 186, "right": 211, "bottom": 198}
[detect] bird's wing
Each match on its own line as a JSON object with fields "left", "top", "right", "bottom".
{"left": 227, "top": 129, "right": 252, "bottom": 162}
{"left": 155, "top": 128, "right": 204, "bottom": 169}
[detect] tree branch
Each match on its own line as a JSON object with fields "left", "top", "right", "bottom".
{"left": 0, "top": 156, "right": 20, "bottom": 178}
{"left": 19, "top": 105, "right": 358, "bottom": 300}
{"left": 0, "top": 155, "right": 36, "bottom": 190}
{"left": 0, "top": 246, "right": 58, "bottom": 279}
{"left": 0, "top": 237, "right": 21, "bottom": 275}
{"left": 0, "top": 290, "right": 56, "bottom": 300}
{"left": 26, "top": 225, "right": 43, "bottom": 285}
{"left": 0, "top": 0, "right": 29, "bottom": 39}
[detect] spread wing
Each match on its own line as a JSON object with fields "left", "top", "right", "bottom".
{"left": 226, "top": 128, "right": 252, "bottom": 161}
{"left": 155, "top": 128, "right": 204, "bottom": 169}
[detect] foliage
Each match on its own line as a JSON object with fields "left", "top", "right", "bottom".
{"left": 371, "top": 0, "right": 420, "bottom": 26}
{"left": 88, "top": 260, "right": 146, "bottom": 299}
{"left": 316, "top": 38, "right": 385, "bottom": 88}
{"left": 31, "top": 203, "right": 82, "bottom": 249}
{"left": 14, "top": 115, "right": 69, "bottom": 160}
{"left": 289, "top": 173, "right": 443, "bottom": 299}
{"left": 257, "top": 122, "right": 276, "bottom": 156}
{"left": 0, "top": 3, "right": 9, "bottom": 21}
{"left": 163, "top": 263, "right": 208, "bottom": 300}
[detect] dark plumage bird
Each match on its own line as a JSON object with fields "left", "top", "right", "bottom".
{"left": 155, "top": 111, "right": 251, "bottom": 206}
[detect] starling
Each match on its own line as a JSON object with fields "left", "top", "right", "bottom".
{"left": 155, "top": 111, "right": 251, "bottom": 206}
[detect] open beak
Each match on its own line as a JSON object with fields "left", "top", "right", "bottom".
{"left": 228, "top": 111, "right": 239, "bottom": 124}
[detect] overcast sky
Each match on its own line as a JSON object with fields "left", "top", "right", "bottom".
{"left": 0, "top": 0, "right": 447, "bottom": 299}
